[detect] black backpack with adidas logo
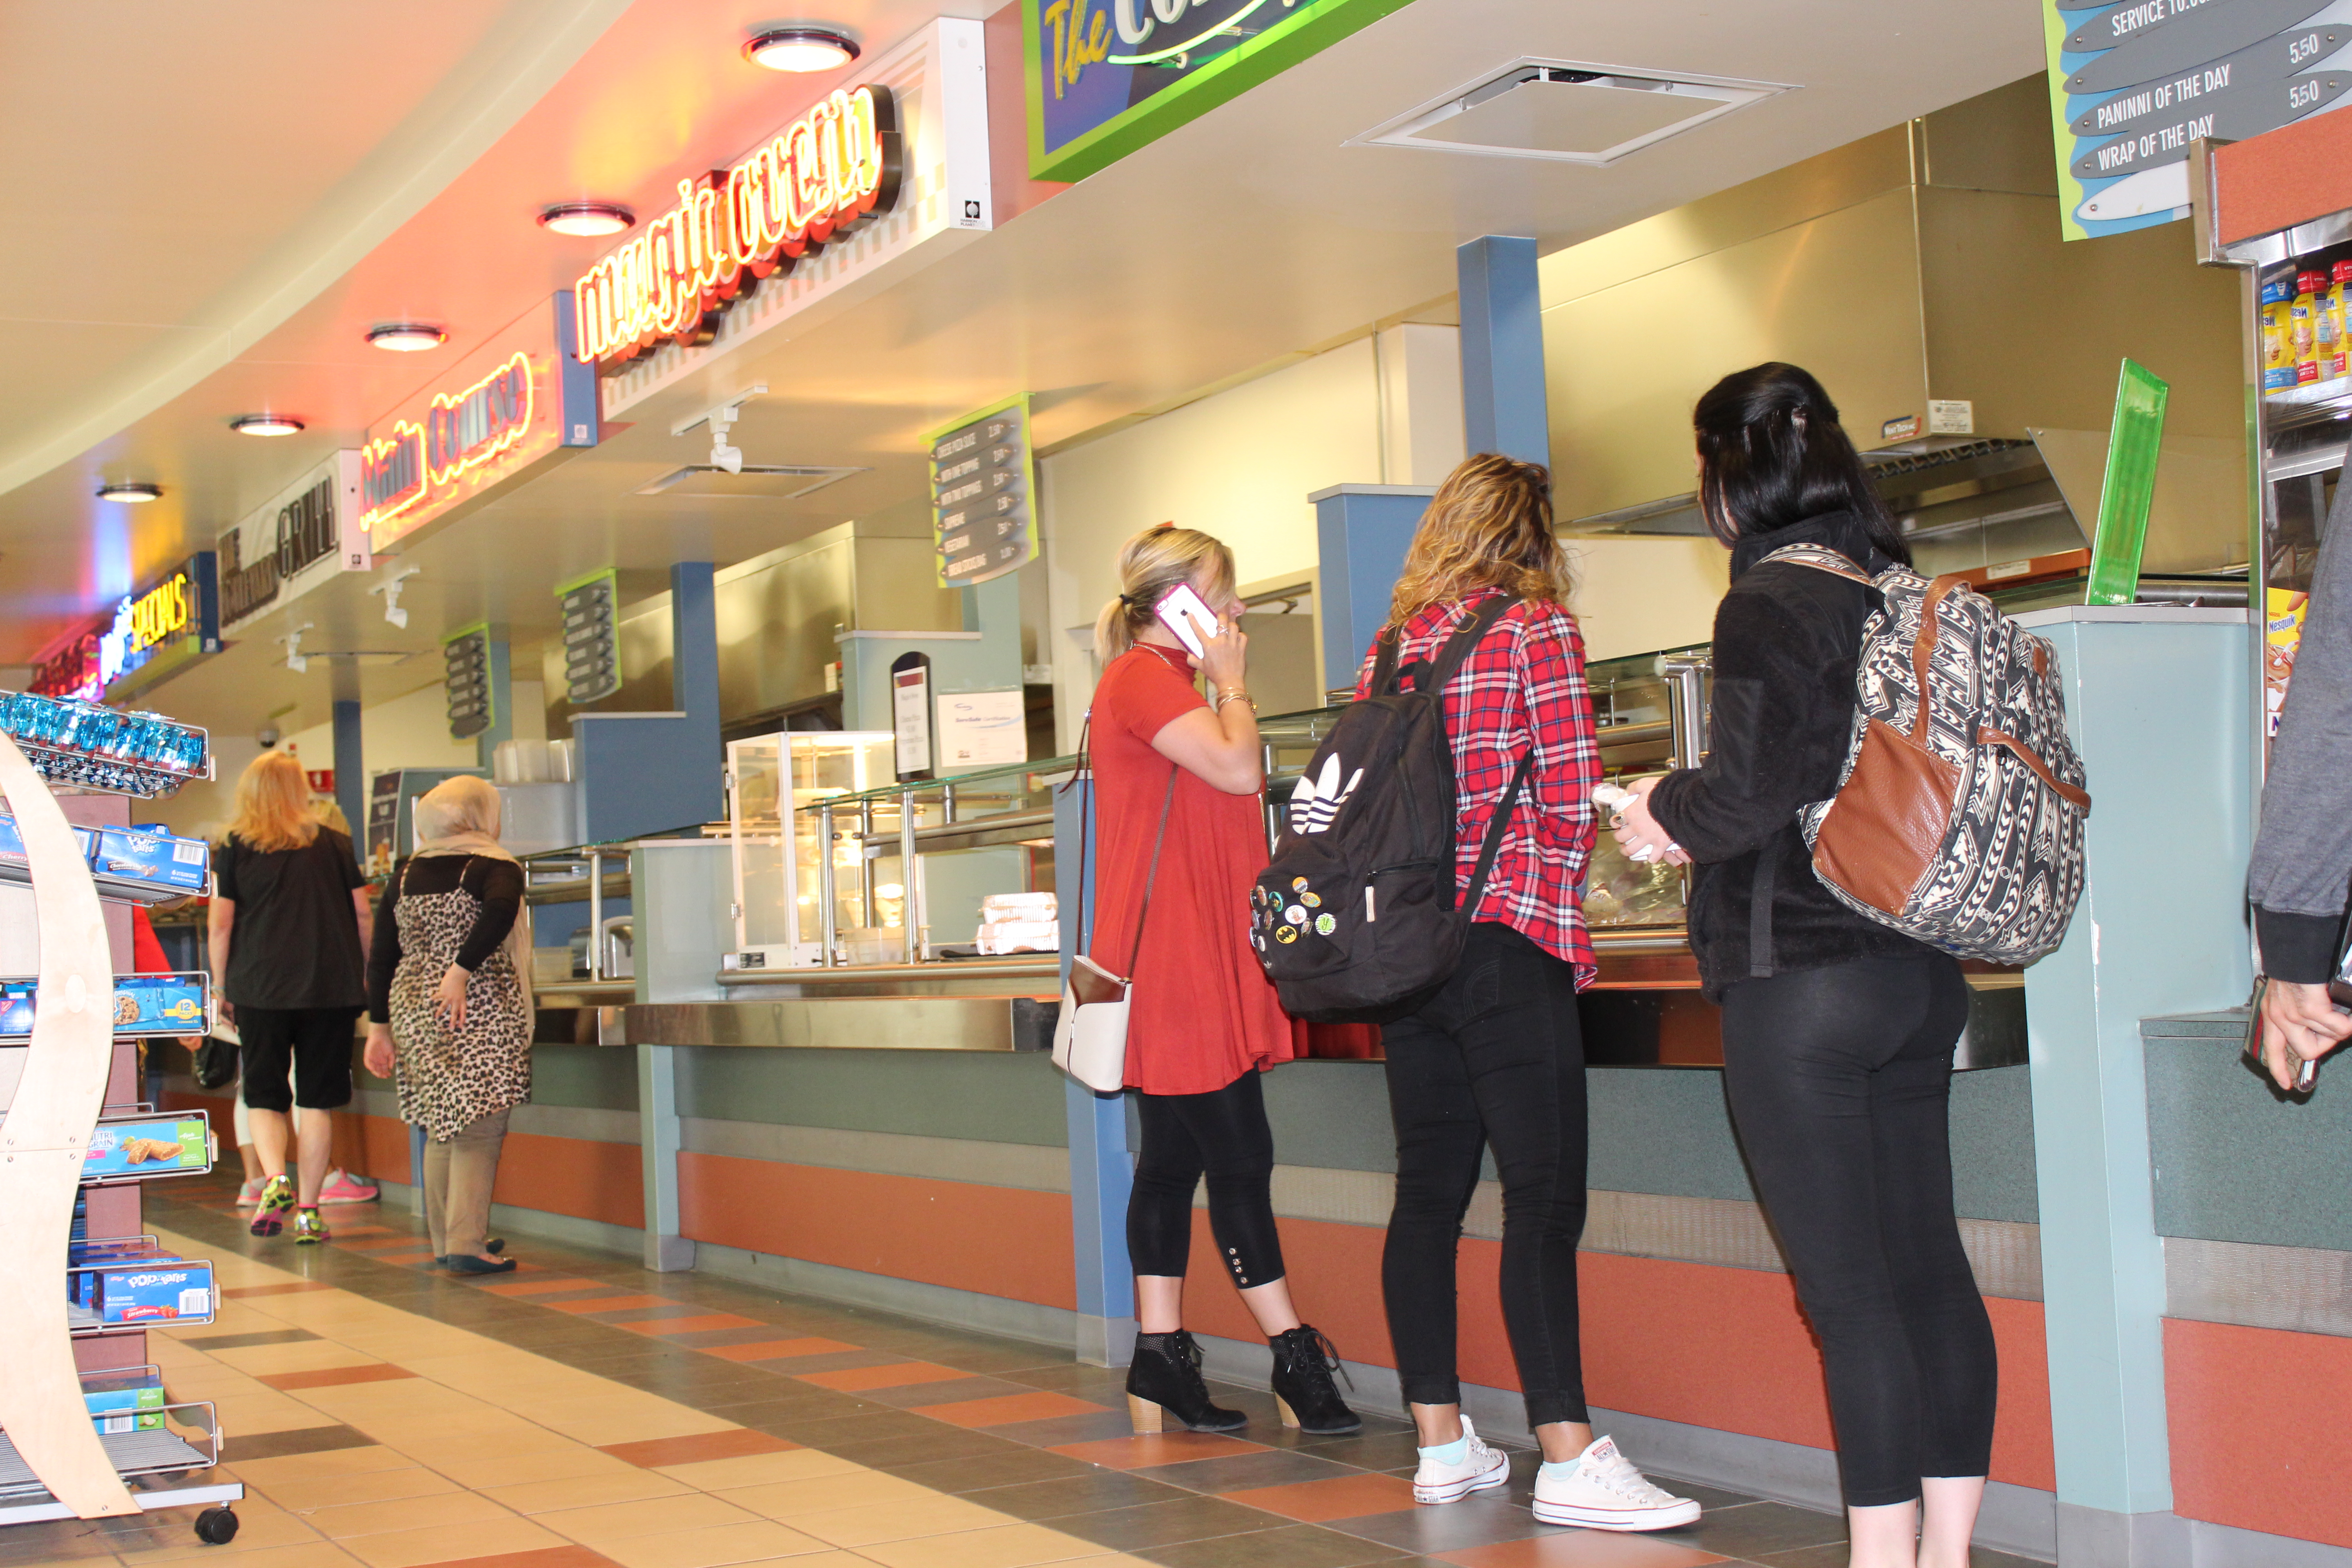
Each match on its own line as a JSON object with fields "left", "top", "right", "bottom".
{"left": 1250, "top": 596, "right": 1530, "bottom": 1020}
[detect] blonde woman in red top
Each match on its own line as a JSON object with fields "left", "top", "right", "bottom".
{"left": 1087, "top": 524, "right": 1357, "bottom": 1436}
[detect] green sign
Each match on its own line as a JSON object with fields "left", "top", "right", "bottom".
{"left": 1025, "top": 0, "right": 1413, "bottom": 182}
{"left": 2086, "top": 358, "right": 2170, "bottom": 607}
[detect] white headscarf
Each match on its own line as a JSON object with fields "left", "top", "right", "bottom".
{"left": 410, "top": 775, "right": 533, "bottom": 1012}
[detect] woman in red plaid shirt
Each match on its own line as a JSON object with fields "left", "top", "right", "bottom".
{"left": 1362, "top": 455, "right": 1698, "bottom": 1531}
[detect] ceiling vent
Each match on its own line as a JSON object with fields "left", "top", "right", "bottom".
{"left": 1353, "top": 61, "right": 1788, "bottom": 165}
{"left": 633, "top": 464, "right": 866, "bottom": 499}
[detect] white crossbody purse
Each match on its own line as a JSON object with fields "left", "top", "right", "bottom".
{"left": 1052, "top": 762, "right": 1176, "bottom": 1094}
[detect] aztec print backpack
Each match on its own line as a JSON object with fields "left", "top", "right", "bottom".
{"left": 1764, "top": 544, "right": 2092, "bottom": 965}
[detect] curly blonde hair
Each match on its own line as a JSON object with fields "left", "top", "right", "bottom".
{"left": 1093, "top": 524, "right": 1237, "bottom": 661}
{"left": 1388, "top": 453, "right": 1572, "bottom": 626}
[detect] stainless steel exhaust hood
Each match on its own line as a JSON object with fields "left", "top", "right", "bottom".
{"left": 1545, "top": 75, "right": 2249, "bottom": 580}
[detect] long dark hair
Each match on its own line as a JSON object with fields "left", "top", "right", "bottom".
{"left": 1692, "top": 363, "right": 1911, "bottom": 565}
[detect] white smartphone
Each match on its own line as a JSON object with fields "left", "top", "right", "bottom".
{"left": 1154, "top": 584, "right": 1222, "bottom": 658}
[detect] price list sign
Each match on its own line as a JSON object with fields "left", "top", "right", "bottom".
{"left": 443, "top": 625, "right": 495, "bottom": 740}
{"left": 555, "top": 568, "right": 622, "bottom": 705}
{"left": 928, "top": 395, "right": 1037, "bottom": 587}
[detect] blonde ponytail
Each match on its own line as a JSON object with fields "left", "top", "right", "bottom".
{"left": 1093, "top": 524, "right": 1237, "bottom": 661}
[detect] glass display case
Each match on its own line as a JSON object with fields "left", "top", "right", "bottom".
{"left": 725, "top": 731, "right": 894, "bottom": 967}
{"left": 1582, "top": 646, "right": 1710, "bottom": 930}
{"left": 729, "top": 746, "right": 1068, "bottom": 970}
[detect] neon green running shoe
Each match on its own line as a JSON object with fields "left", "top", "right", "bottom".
{"left": 248, "top": 1174, "right": 293, "bottom": 1237}
{"left": 292, "top": 1207, "right": 330, "bottom": 1246}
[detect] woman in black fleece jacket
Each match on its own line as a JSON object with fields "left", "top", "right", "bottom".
{"left": 1611, "top": 364, "right": 1994, "bottom": 1568}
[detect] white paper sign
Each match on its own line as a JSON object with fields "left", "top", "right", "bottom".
{"left": 893, "top": 666, "right": 933, "bottom": 775}
{"left": 938, "top": 689, "right": 1027, "bottom": 768}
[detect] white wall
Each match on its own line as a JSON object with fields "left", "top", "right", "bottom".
{"left": 1041, "top": 334, "right": 1467, "bottom": 748}
{"left": 1565, "top": 537, "right": 1730, "bottom": 663}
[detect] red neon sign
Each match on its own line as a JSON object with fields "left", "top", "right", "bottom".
{"left": 573, "top": 85, "right": 902, "bottom": 374}
{"left": 361, "top": 352, "right": 535, "bottom": 534}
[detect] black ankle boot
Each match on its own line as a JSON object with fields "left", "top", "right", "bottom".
{"left": 1126, "top": 1330, "right": 1245, "bottom": 1433}
{"left": 1269, "top": 1325, "right": 1360, "bottom": 1434}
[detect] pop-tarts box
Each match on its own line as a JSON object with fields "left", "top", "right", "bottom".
{"left": 88, "top": 1260, "right": 212, "bottom": 1324}
{"left": 66, "top": 1245, "right": 178, "bottom": 1306}
{"left": 92, "top": 825, "right": 209, "bottom": 892}
{"left": 82, "top": 1115, "right": 210, "bottom": 1180}
{"left": 0, "top": 813, "right": 97, "bottom": 864}
{"left": 83, "top": 1372, "right": 166, "bottom": 1433}
{"left": 0, "top": 974, "right": 211, "bottom": 1039}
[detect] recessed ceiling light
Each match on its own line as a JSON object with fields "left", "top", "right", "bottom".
{"left": 231, "top": 413, "right": 304, "bottom": 437}
{"left": 97, "top": 482, "right": 162, "bottom": 504}
{"left": 539, "top": 201, "right": 636, "bottom": 237}
{"left": 367, "top": 323, "right": 446, "bottom": 352}
{"left": 743, "top": 27, "right": 858, "bottom": 72}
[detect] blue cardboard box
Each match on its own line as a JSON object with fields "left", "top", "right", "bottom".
{"left": 81, "top": 1115, "right": 211, "bottom": 1180}
{"left": 0, "top": 974, "right": 211, "bottom": 1039}
{"left": 0, "top": 813, "right": 96, "bottom": 864}
{"left": 91, "top": 824, "right": 209, "bottom": 892}
{"left": 87, "top": 1260, "right": 212, "bottom": 1325}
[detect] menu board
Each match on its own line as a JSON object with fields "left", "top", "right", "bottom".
{"left": 443, "top": 625, "right": 494, "bottom": 740}
{"left": 555, "top": 569, "right": 622, "bottom": 705}
{"left": 929, "top": 395, "right": 1038, "bottom": 587}
{"left": 2043, "top": 0, "right": 2352, "bottom": 241}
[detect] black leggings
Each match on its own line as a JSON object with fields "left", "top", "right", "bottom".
{"left": 1127, "top": 1069, "right": 1286, "bottom": 1289}
{"left": 1720, "top": 953, "right": 1996, "bottom": 1508}
{"left": 1381, "top": 922, "right": 1590, "bottom": 1428}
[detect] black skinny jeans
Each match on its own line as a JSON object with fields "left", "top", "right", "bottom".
{"left": 1382, "top": 922, "right": 1590, "bottom": 1428}
{"left": 1720, "top": 953, "right": 1996, "bottom": 1508}
{"left": 1127, "top": 1068, "right": 1286, "bottom": 1289}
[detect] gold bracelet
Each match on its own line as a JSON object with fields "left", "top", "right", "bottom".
{"left": 1215, "top": 688, "right": 1255, "bottom": 714}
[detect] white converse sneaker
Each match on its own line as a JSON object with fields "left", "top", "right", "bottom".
{"left": 1531, "top": 1435, "right": 1700, "bottom": 1530}
{"left": 1411, "top": 1413, "right": 1512, "bottom": 1504}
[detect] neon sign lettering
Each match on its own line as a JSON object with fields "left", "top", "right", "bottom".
{"left": 127, "top": 573, "right": 190, "bottom": 656}
{"left": 360, "top": 353, "right": 534, "bottom": 534}
{"left": 573, "top": 86, "right": 902, "bottom": 373}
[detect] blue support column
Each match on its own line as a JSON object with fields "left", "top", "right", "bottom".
{"left": 408, "top": 1123, "right": 427, "bottom": 1220}
{"left": 671, "top": 562, "right": 720, "bottom": 774}
{"left": 332, "top": 700, "right": 364, "bottom": 866}
{"left": 1457, "top": 235, "right": 1550, "bottom": 467}
{"left": 1056, "top": 777, "right": 1135, "bottom": 1366}
{"left": 637, "top": 1044, "right": 693, "bottom": 1271}
{"left": 2017, "top": 608, "right": 2251, "bottom": 1564}
{"left": 1312, "top": 485, "right": 1434, "bottom": 687}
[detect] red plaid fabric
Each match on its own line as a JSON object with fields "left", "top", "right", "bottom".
{"left": 1353, "top": 588, "right": 1600, "bottom": 983}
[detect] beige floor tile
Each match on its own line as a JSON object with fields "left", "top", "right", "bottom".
{"left": 410, "top": 1444, "right": 640, "bottom": 1490}
{"left": 337, "top": 1514, "right": 564, "bottom": 1568}
{"left": 209, "top": 1342, "right": 389, "bottom": 1376}
{"left": 225, "top": 1448, "right": 415, "bottom": 1487}
{"left": 482, "top": 1468, "right": 695, "bottom": 1514}
{"left": 249, "top": 1465, "right": 462, "bottom": 1513}
{"left": 597, "top": 1522, "right": 843, "bottom": 1568}
{"left": 527, "top": 1409, "right": 741, "bottom": 1448}
{"left": 651, "top": 1450, "right": 863, "bottom": 1490}
{"left": 303, "top": 1488, "right": 518, "bottom": 1540}
{"left": 113, "top": 1544, "right": 364, "bottom": 1568}
{"left": 792, "top": 1496, "right": 1018, "bottom": 1549}
{"left": 715, "top": 1472, "right": 941, "bottom": 1520}
{"left": 213, "top": 1394, "right": 349, "bottom": 1435}
{"left": 858, "top": 1526, "right": 1112, "bottom": 1568}
{"left": 539, "top": 1492, "right": 764, "bottom": 1545}
{"left": 112, "top": 1501, "right": 324, "bottom": 1563}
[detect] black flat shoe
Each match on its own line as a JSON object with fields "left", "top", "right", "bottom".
{"left": 1269, "top": 1324, "right": 1360, "bottom": 1434}
{"left": 1127, "top": 1330, "right": 1245, "bottom": 1433}
{"left": 445, "top": 1254, "right": 517, "bottom": 1274}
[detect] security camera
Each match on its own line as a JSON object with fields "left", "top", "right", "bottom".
{"left": 257, "top": 725, "right": 281, "bottom": 749}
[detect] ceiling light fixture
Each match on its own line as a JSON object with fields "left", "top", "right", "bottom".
{"left": 538, "top": 201, "right": 636, "bottom": 237}
{"left": 230, "top": 413, "right": 304, "bottom": 437}
{"left": 743, "top": 27, "right": 859, "bottom": 72}
{"left": 96, "top": 482, "right": 162, "bottom": 504}
{"left": 367, "top": 323, "right": 446, "bottom": 353}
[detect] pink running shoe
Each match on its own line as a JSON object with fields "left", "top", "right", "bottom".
{"left": 235, "top": 1176, "right": 265, "bottom": 1208}
{"left": 318, "top": 1169, "right": 381, "bottom": 1205}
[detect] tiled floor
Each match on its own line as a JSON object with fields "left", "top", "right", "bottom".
{"left": 5, "top": 1178, "right": 2045, "bottom": 1568}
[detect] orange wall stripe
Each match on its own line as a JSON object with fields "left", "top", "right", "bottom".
{"left": 2166, "top": 1317, "right": 2352, "bottom": 1547}
{"left": 491, "top": 1130, "right": 644, "bottom": 1229}
{"left": 676, "top": 1152, "right": 1077, "bottom": 1311}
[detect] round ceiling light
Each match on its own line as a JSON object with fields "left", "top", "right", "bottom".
{"left": 366, "top": 322, "right": 446, "bottom": 353}
{"left": 230, "top": 413, "right": 304, "bottom": 437}
{"left": 743, "top": 27, "right": 859, "bottom": 71}
{"left": 538, "top": 201, "right": 635, "bottom": 237}
{"left": 96, "top": 482, "right": 162, "bottom": 504}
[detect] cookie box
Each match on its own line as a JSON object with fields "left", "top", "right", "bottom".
{"left": 0, "top": 972, "right": 212, "bottom": 1038}
{"left": 82, "top": 1372, "right": 166, "bottom": 1433}
{"left": 92, "top": 824, "right": 210, "bottom": 892}
{"left": 81, "top": 1114, "right": 211, "bottom": 1180}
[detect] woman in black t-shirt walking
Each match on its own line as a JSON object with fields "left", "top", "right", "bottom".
{"left": 209, "top": 750, "right": 373, "bottom": 1244}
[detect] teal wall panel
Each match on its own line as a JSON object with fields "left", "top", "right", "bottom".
{"left": 676, "top": 1047, "right": 1069, "bottom": 1146}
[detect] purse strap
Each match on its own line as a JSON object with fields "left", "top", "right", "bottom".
{"left": 1066, "top": 710, "right": 1180, "bottom": 982}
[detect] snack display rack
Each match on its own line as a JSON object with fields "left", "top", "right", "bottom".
{"left": 0, "top": 718, "right": 240, "bottom": 1544}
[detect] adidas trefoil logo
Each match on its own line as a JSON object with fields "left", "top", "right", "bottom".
{"left": 1287, "top": 754, "right": 1362, "bottom": 835}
